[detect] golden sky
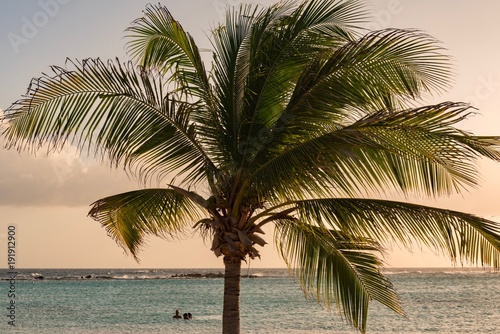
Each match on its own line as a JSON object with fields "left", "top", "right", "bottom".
{"left": 1, "top": 0, "right": 500, "bottom": 268}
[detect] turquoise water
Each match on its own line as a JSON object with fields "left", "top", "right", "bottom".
{"left": 1, "top": 268, "right": 499, "bottom": 333}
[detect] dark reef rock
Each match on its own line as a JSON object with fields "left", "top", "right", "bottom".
{"left": 169, "top": 272, "right": 261, "bottom": 279}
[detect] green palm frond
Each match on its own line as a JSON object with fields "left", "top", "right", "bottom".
{"left": 275, "top": 221, "right": 403, "bottom": 333}
{"left": 244, "top": 0, "right": 367, "bottom": 126}
{"left": 258, "top": 28, "right": 451, "bottom": 148}
{"left": 249, "top": 102, "right": 500, "bottom": 202}
{"left": 126, "top": 4, "right": 211, "bottom": 102}
{"left": 236, "top": 27, "right": 451, "bottom": 172}
{"left": 210, "top": 1, "right": 295, "bottom": 165}
{"left": 89, "top": 188, "right": 203, "bottom": 259}
{"left": 287, "top": 28, "right": 451, "bottom": 116}
{"left": 293, "top": 198, "right": 500, "bottom": 267}
{"left": 350, "top": 102, "right": 500, "bottom": 194}
{"left": 2, "top": 58, "right": 214, "bottom": 185}
{"left": 211, "top": 0, "right": 366, "bottom": 167}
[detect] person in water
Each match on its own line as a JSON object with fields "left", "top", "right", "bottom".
{"left": 173, "top": 309, "right": 182, "bottom": 319}
{"left": 183, "top": 312, "right": 192, "bottom": 320}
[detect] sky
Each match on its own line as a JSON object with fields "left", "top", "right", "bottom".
{"left": 1, "top": 0, "right": 500, "bottom": 269}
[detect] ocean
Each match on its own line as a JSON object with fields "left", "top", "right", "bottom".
{"left": 0, "top": 268, "right": 498, "bottom": 333}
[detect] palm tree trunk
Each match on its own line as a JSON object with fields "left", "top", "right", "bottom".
{"left": 222, "top": 255, "right": 241, "bottom": 334}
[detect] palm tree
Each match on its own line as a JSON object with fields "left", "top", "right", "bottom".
{"left": 2, "top": 0, "right": 500, "bottom": 333}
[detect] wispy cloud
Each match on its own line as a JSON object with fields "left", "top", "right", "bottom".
{"left": 0, "top": 147, "right": 136, "bottom": 206}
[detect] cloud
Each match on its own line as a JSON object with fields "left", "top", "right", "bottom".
{"left": 0, "top": 146, "right": 138, "bottom": 206}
